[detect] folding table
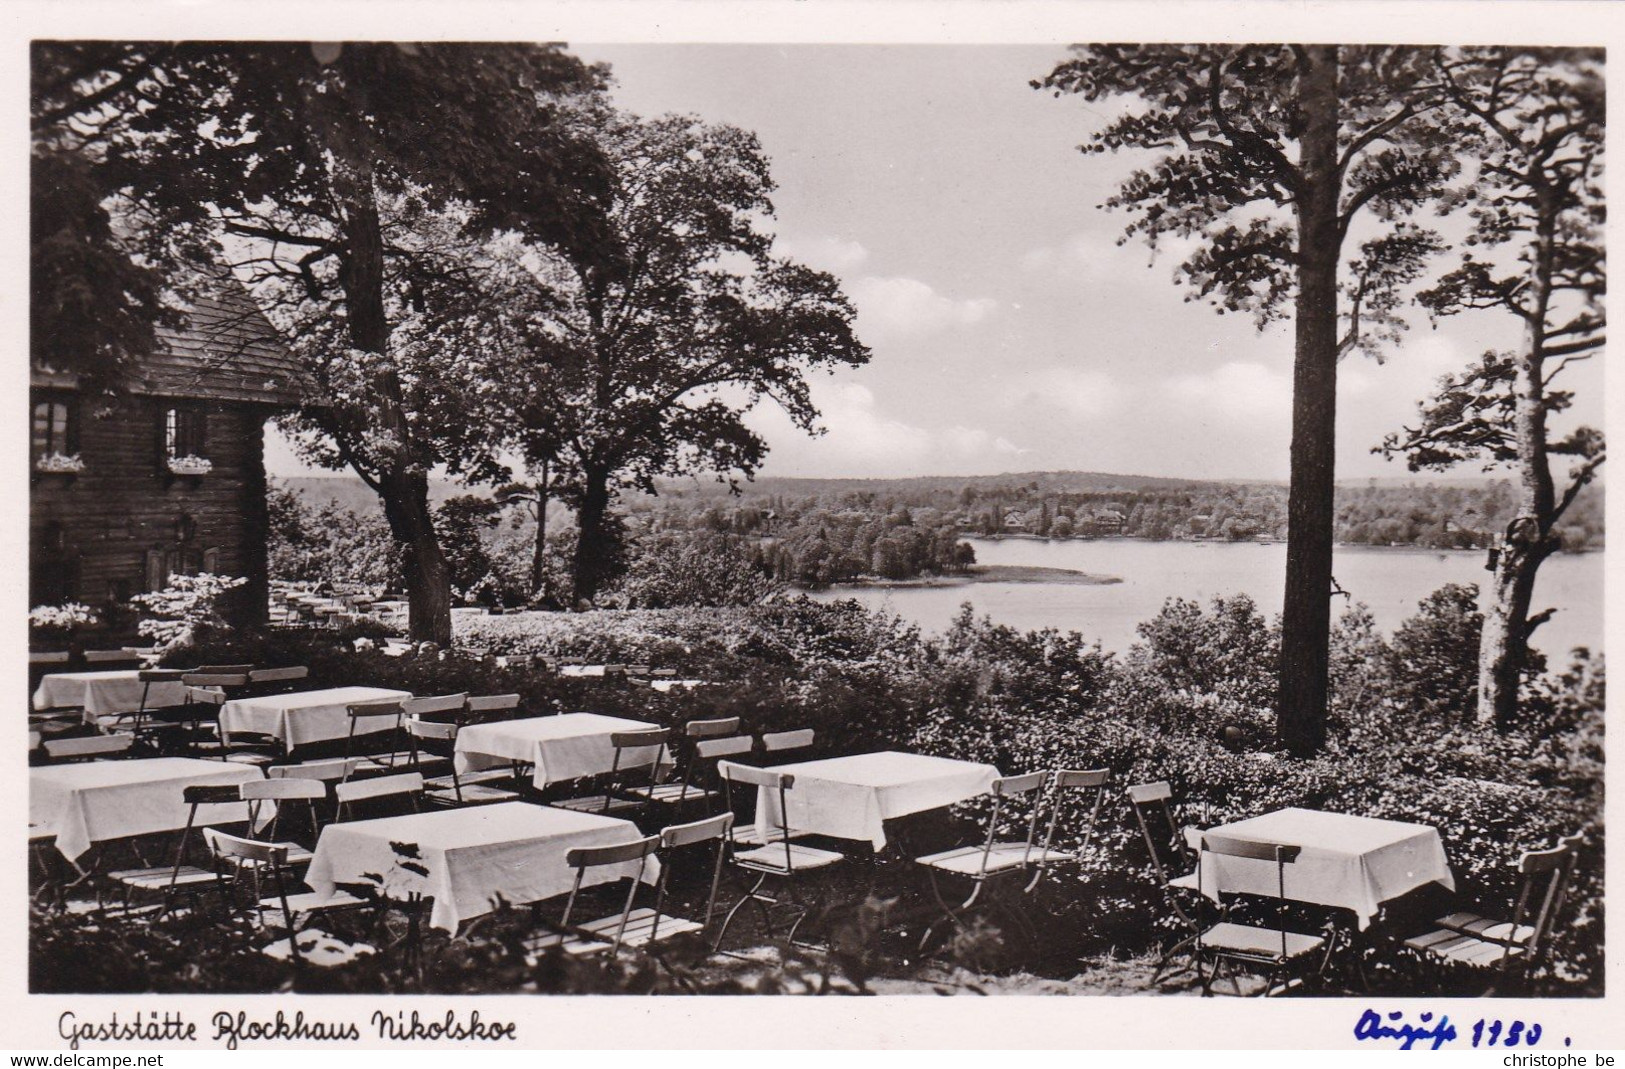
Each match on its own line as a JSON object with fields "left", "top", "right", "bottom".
{"left": 30, "top": 757, "right": 262, "bottom": 862}
{"left": 454, "top": 712, "right": 662, "bottom": 789}
{"left": 218, "top": 685, "right": 411, "bottom": 753}
{"left": 1195, "top": 807, "right": 1456, "bottom": 929}
{"left": 302, "top": 800, "right": 658, "bottom": 931}
{"left": 755, "top": 750, "right": 1002, "bottom": 850}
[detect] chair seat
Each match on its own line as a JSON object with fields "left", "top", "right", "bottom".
{"left": 915, "top": 842, "right": 1074, "bottom": 877}
{"left": 522, "top": 928, "right": 616, "bottom": 959}
{"left": 1201, "top": 922, "right": 1325, "bottom": 962}
{"left": 1405, "top": 927, "right": 1526, "bottom": 966}
{"left": 355, "top": 752, "right": 418, "bottom": 772}
{"left": 624, "top": 783, "right": 721, "bottom": 805}
{"left": 732, "top": 842, "right": 844, "bottom": 874}
{"left": 577, "top": 907, "right": 704, "bottom": 947}
{"left": 422, "top": 769, "right": 512, "bottom": 792}
{"left": 224, "top": 753, "right": 276, "bottom": 766}
{"left": 1435, "top": 911, "right": 1535, "bottom": 946}
{"left": 426, "top": 782, "right": 520, "bottom": 805}
{"left": 1169, "top": 871, "right": 1200, "bottom": 891}
{"left": 728, "top": 824, "right": 767, "bottom": 848}
{"left": 549, "top": 795, "right": 643, "bottom": 816}
{"left": 258, "top": 889, "right": 369, "bottom": 928}
{"left": 107, "top": 864, "right": 216, "bottom": 891}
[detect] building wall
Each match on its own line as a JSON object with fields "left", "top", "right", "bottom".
{"left": 30, "top": 393, "right": 271, "bottom": 627}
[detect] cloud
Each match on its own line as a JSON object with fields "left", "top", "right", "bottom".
{"left": 775, "top": 234, "right": 871, "bottom": 274}
{"left": 1167, "top": 361, "right": 1292, "bottom": 423}
{"left": 748, "top": 379, "right": 1027, "bottom": 476}
{"left": 999, "top": 366, "right": 1126, "bottom": 419}
{"left": 847, "top": 276, "right": 997, "bottom": 339}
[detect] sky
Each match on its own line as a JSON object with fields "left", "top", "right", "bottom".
{"left": 266, "top": 44, "right": 1603, "bottom": 485}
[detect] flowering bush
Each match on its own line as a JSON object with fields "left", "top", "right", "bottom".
{"left": 131, "top": 573, "right": 248, "bottom": 649}
{"left": 34, "top": 452, "right": 84, "bottom": 474}
{"left": 29, "top": 602, "right": 97, "bottom": 638}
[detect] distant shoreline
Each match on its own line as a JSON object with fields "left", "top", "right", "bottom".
{"left": 814, "top": 564, "right": 1122, "bottom": 591}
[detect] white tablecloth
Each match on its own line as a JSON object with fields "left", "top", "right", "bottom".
{"left": 757, "top": 751, "right": 1002, "bottom": 850}
{"left": 455, "top": 713, "right": 661, "bottom": 788}
{"left": 303, "top": 801, "right": 657, "bottom": 931}
{"left": 32, "top": 670, "right": 188, "bottom": 718}
{"left": 30, "top": 757, "right": 262, "bottom": 862}
{"left": 1196, "top": 807, "right": 1456, "bottom": 929}
{"left": 219, "top": 686, "right": 411, "bottom": 751}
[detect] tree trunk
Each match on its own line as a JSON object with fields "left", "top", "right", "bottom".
{"left": 332, "top": 159, "right": 453, "bottom": 644}
{"left": 529, "top": 463, "right": 549, "bottom": 600}
{"left": 1477, "top": 191, "right": 1560, "bottom": 730}
{"left": 571, "top": 467, "right": 616, "bottom": 607}
{"left": 1277, "top": 46, "right": 1342, "bottom": 758}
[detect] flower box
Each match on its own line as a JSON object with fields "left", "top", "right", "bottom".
{"left": 166, "top": 455, "right": 213, "bottom": 476}
{"left": 35, "top": 452, "right": 85, "bottom": 475}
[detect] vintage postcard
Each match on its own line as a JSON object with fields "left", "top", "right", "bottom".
{"left": 4, "top": 0, "right": 1621, "bottom": 1052}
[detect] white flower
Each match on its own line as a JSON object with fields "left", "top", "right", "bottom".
{"left": 35, "top": 452, "right": 85, "bottom": 474}
{"left": 167, "top": 455, "right": 213, "bottom": 476}
{"left": 30, "top": 603, "right": 98, "bottom": 630}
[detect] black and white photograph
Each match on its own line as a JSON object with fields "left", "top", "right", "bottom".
{"left": 10, "top": 0, "right": 1620, "bottom": 1050}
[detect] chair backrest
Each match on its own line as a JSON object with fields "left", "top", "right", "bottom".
{"left": 182, "top": 783, "right": 245, "bottom": 805}
{"left": 465, "top": 693, "right": 520, "bottom": 717}
{"left": 185, "top": 686, "right": 228, "bottom": 707}
{"left": 1040, "top": 768, "right": 1112, "bottom": 861}
{"left": 30, "top": 651, "right": 70, "bottom": 665}
{"left": 249, "top": 666, "right": 309, "bottom": 684}
{"left": 269, "top": 758, "right": 360, "bottom": 783}
{"left": 402, "top": 693, "right": 468, "bottom": 719}
{"left": 44, "top": 734, "right": 134, "bottom": 760}
{"left": 184, "top": 672, "right": 249, "bottom": 688}
{"left": 695, "top": 735, "right": 755, "bottom": 761}
{"left": 760, "top": 728, "right": 815, "bottom": 757}
{"left": 196, "top": 664, "right": 255, "bottom": 675}
{"left": 686, "top": 716, "right": 741, "bottom": 739}
{"left": 29, "top": 731, "right": 42, "bottom": 752}
{"left": 139, "top": 668, "right": 188, "bottom": 683}
{"left": 660, "top": 811, "right": 734, "bottom": 849}
{"left": 348, "top": 699, "right": 404, "bottom": 719}
{"left": 406, "top": 716, "right": 458, "bottom": 743}
{"left": 83, "top": 649, "right": 142, "bottom": 666}
{"left": 334, "top": 772, "right": 424, "bottom": 820}
{"left": 205, "top": 826, "right": 289, "bottom": 867}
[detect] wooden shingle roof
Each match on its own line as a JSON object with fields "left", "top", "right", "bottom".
{"left": 32, "top": 276, "right": 310, "bottom": 407}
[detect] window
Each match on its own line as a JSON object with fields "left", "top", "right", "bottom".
{"left": 163, "top": 407, "right": 207, "bottom": 459}
{"left": 32, "top": 399, "right": 74, "bottom": 458}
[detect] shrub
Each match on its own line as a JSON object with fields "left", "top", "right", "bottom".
{"left": 131, "top": 573, "right": 249, "bottom": 650}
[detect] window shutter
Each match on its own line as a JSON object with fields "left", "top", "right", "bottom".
{"left": 202, "top": 547, "right": 220, "bottom": 573}
{"left": 195, "top": 408, "right": 207, "bottom": 456}
{"left": 65, "top": 401, "right": 80, "bottom": 455}
{"left": 156, "top": 407, "right": 170, "bottom": 472}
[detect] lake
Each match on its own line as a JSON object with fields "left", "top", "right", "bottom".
{"left": 807, "top": 538, "right": 1606, "bottom": 657}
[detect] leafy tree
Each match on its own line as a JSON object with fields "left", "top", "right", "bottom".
{"left": 81, "top": 42, "right": 614, "bottom": 642}
{"left": 1039, "top": 46, "right": 1455, "bottom": 755}
{"left": 1380, "top": 48, "right": 1605, "bottom": 731}
{"left": 1387, "top": 583, "right": 1490, "bottom": 726}
{"left": 505, "top": 108, "right": 869, "bottom": 603}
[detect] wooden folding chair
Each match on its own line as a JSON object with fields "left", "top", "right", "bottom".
{"left": 1127, "top": 780, "right": 1205, "bottom": 981}
{"left": 239, "top": 779, "right": 326, "bottom": 867}
{"left": 409, "top": 718, "right": 520, "bottom": 807}
{"left": 203, "top": 828, "right": 366, "bottom": 964}
{"left": 343, "top": 699, "right": 408, "bottom": 774}
{"left": 91, "top": 668, "right": 190, "bottom": 752}
{"left": 103, "top": 782, "right": 240, "bottom": 916}
{"left": 551, "top": 728, "right": 671, "bottom": 818}
{"left": 623, "top": 717, "right": 740, "bottom": 814}
{"left": 712, "top": 761, "right": 844, "bottom": 952}
{"left": 1195, "top": 833, "right": 1329, "bottom": 996}
{"left": 523, "top": 834, "right": 662, "bottom": 960}
{"left": 1405, "top": 834, "right": 1582, "bottom": 993}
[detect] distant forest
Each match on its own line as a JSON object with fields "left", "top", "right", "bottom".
{"left": 277, "top": 470, "right": 1603, "bottom": 597}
